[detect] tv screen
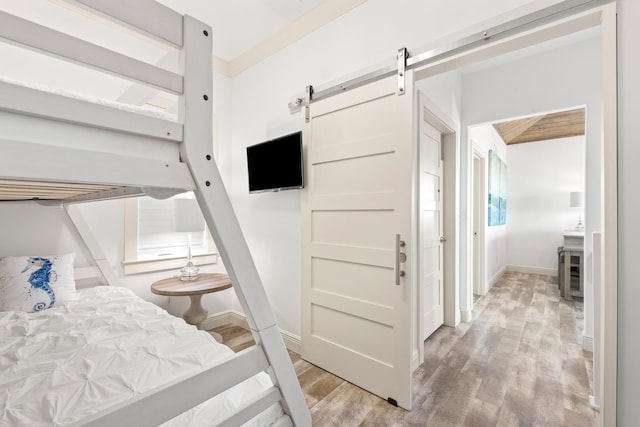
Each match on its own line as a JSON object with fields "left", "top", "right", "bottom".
{"left": 246, "top": 131, "right": 303, "bottom": 193}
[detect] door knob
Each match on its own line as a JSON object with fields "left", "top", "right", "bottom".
{"left": 440, "top": 236, "right": 446, "bottom": 243}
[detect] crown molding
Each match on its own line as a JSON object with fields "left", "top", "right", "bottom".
{"left": 212, "top": 55, "right": 231, "bottom": 77}
{"left": 225, "top": 0, "right": 367, "bottom": 77}
{"left": 54, "top": 0, "right": 367, "bottom": 79}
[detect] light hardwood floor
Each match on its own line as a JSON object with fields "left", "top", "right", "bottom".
{"left": 210, "top": 272, "right": 597, "bottom": 426}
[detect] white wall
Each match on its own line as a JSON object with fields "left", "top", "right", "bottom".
{"left": 0, "top": 203, "right": 94, "bottom": 266}
{"left": 617, "top": 0, "right": 640, "bottom": 424}
{"left": 461, "top": 35, "right": 601, "bottom": 343}
{"left": 507, "top": 136, "right": 585, "bottom": 271}
{"left": 227, "top": 0, "right": 539, "bottom": 336}
{"left": 469, "top": 124, "right": 508, "bottom": 283}
{"left": 415, "top": 71, "right": 462, "bottom": 126}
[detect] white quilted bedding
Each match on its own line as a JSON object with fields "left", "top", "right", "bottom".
{"left": 0, "top": 286, "right": 282, "bottom": 426}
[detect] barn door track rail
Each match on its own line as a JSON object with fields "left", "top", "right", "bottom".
{"left": 288, "top": 0, "right": 613, "bottom": 114}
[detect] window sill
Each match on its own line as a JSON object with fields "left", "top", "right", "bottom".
{"left": 123, "top": 253, "right": 218, "bottom": 276}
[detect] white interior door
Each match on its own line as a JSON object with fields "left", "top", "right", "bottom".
{"left": 419, "top": 101, "right": 444, "bottom": 341}
{"left": 472, "top": 152, "right": 485, "bottom": 296}
{"left": 301, "top": 73, "right": 414, "bottom": 409}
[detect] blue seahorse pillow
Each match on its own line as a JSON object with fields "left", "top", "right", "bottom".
{"left": 0, "top": 253, "right": 77, "bottom": 312}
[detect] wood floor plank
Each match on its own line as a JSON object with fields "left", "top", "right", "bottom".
{"left": 209, "top": 272, "right": 598, "bottom": 426}
{"left": 297, "top": 364, "right": 345, "bottom": 405}
{"left": 428, "top": 372, "right": 482, "bottom": 426}
{"left": 355, "top": 398, "right": 408, "bottom": 427}
{"left": 463, "top": 397, "right": 500, "bottom": 427}
{"left": 564, "top": 408, "right": 599, "bottom": 427}
{"left": 310, "top": 382, "right": 381, "bottom": 426}
{"left": 533, "top": 373, "right": 565, "bottom": 426}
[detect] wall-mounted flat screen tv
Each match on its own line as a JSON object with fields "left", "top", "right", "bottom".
{"left": 246, "top": 131, "right": 303, "bottom": 193}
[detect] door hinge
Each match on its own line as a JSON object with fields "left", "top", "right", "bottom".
{"left": 440, "top": 137, "right": 445, "bottom": 161}
{"left": 397, "top": 47, "right": 408, "bottom": 96}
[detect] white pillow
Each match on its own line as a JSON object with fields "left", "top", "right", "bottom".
{"left": 0, "top": 253, "right": 76, "bottom": 312}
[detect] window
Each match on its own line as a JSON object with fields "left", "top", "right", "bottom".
{"left": 122, "top": 109, "right": 219, "bottom": 275}
{"left": 123, "top": 193, "right": 217, "bottom": 275}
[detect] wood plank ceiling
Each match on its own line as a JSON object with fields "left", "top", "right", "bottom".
{"left": 493, "top": 107, "right": 585, "bottom": 145}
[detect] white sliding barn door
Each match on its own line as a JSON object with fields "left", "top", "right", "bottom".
{"left": 301, "top": 74, "right": 414, "bottom": 410}
{"left": 419, "top": 101, "right": 444, "bottom": 340}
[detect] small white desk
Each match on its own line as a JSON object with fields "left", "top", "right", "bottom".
{"left": 562, "top": 230, "right": 584, "bottom": 300}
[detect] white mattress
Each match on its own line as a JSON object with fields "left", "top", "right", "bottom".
{"left": 0, "top": 286, "right": 283, "bottom": 426}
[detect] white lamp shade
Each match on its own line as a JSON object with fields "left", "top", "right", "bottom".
{"left": 570, "top": 191, "right": 584, "bottom": 208}
{"left": 173, "top": 198, "right": 205, "bottom": 233}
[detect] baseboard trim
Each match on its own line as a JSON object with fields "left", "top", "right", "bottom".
{"left": 488, "top": 265, "right": 507, "bottom": 290}
{"left": 200, "top": 310, "right": 248, "bottom": 330}
{"left": 507, "top": 264, "right": 557, "bottom": 277}
{"left": 412, "top": 349, "right": 421, "bottom": 372}
{"left": 200, "top": 310, "right": 301, "bottom": 354}
{"left": 280, "top": 329, "right": 302, "bottom": 355}
{"left": 589, "top": 395, "right": 600, "bottom": 410}
{"left": 583, "top": 334, "right": 594, "bottom": 352}
{"left": 461, "top": 310, "right": 473, "bottom": 323}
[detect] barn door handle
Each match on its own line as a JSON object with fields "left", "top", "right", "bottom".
{"left": 396, "top": 234, "right": 407, "bottom": 285}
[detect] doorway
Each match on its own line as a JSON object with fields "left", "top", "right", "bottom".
{"left": 417, "top": 92, "right": 459, "bottom": 368}
{"left": 413, "top": 5, "right": 615, "bottom": 421}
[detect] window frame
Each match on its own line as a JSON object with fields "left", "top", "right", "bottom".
{"left": 122, "top": 197, "right": 218, "bottom": 275}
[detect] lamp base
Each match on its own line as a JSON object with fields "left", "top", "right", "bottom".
{"left": 180, "top": 239, "right": 199, "bottom": 281}
{"left": 575, "top": 220, "right": 585, "bottom": 231}
{"left": 180, "top": 262, "right": 199, "bottom": 281}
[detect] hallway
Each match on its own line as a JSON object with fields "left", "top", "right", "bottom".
{"left": 411, "top": 272, "right": 596, "bottom": 426}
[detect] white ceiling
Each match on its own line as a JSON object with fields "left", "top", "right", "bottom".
{"left": 156, "top": 0, "right": 326, "bottom": 61}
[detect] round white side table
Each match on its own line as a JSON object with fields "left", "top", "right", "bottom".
{"left": 151, "top": 273, "right": 232, "bottom": 342}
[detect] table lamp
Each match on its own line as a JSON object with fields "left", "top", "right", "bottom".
{"left": 570, "top": 191, "right": 585, "bottom": 231}
{"left": 174, "top": 198, "right": 205, "bottom": 281}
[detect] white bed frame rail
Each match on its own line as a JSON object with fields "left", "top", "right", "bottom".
{"left": 0, "top": 1, "right": 311, "bottom": 425}
{"left": 80, "top": 346, "right": 288, "bottom": 427}
{"left": 0, "top": 1, "right": 186, "bottom": 197}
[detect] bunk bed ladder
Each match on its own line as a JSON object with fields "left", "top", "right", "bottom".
{"left": 180, "top": 15, "right": 311, "bottom": 426}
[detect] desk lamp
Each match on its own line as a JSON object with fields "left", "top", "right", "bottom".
{"left": 570, "top": 191, "right": 585, "bottom": 231}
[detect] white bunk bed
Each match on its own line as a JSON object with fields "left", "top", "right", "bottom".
{"left": 0, "top": 1, "right": 310, "bottom": 426}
